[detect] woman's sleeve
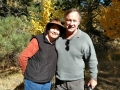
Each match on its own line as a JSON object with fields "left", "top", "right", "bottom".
{"left": 18, "top": 38, "right": 39, "bottom": 74}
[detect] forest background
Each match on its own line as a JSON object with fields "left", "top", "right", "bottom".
{"left": 0, "top": 0, "right": 120, "bottom": 90}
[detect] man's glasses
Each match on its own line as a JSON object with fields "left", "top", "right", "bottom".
{"left": 65, "top": 40, "right": 70, "bottom": 51}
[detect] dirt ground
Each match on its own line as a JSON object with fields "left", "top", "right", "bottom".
{"left": 0, "top": 60, "right": 120, "bottom": 90}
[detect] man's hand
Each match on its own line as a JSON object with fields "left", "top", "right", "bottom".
{"left": 88, "top": 79, "right": 97, "bottom": 89}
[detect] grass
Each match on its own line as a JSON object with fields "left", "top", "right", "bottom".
{"left": 0, "top": 67, "right": 23, "bottom": 90}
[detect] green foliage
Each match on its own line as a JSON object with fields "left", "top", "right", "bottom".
{"left": 21, "top": 0, "right": 34, "bottom": 5}
{"left": 55, "top": 0, "right": 82, "bottom": 10}
{"left": 0, "top": 16, "right": 31, "bottom": 67}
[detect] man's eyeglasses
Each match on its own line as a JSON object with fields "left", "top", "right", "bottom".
{"left": 65, "top": 40, "right": 70, "bottom": 51}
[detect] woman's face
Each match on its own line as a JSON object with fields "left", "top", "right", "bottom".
{"left": 48, "top": 24, "right": 60, "bottom": 39}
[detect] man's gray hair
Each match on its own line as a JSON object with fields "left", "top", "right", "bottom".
{"left": 64, "top": 8, "right": 81, "bottom": 21}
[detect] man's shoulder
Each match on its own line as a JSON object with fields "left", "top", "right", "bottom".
{"left": 77, "top": 29, "right": 90, "bottom": 38}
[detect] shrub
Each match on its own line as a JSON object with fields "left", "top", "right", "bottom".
{"left": 0, "top": 16, "right": 31, "bottom": 68}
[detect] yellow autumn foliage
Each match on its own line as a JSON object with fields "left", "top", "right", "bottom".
{"left": 51, "top": 9, "right": 65, "bottom": 21}
{"left": 99, "top": 0, "right": 120, "bottom": 39}
{"left": 29, "top": 0, "right": 65, "bottom": 35}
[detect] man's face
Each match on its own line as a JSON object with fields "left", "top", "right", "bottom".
{"left": 65, "top": 11, "right": 80, "bottom": 33}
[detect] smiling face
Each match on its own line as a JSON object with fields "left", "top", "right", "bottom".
{"left": 48, "top": 24, "right": 60, "bottom": 39}
{"left": 65, "top": 11, "right": 80, "bottom": 34}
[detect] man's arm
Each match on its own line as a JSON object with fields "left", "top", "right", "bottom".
{"left": 88, "top": 38, "right": 98, "bottom": 89}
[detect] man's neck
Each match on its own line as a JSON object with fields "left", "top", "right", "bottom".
{"left": 66, "top": 29, "right": 78, "bottom": 39}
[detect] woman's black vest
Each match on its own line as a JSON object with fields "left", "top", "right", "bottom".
{"left": 24, "top": 34, "right": 57, "bottom": 83}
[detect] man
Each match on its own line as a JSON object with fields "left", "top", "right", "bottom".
{"left": 55, "top": 8, "right": 98, "bottom": 90}
{"left": 18, "top": 18, "right": 64, "bottom": 90}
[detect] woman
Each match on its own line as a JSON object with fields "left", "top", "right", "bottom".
{"left": 18, "top": 18, "right": 65, "bottom": 90}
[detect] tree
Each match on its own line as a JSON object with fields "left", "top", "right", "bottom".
{"left": 28, "top": 0, "right": 112, "bottom": 35}
{"left": 55, "top": 0, "right": 82, "bottom": 10}
{"left": 0, "top": 16, "right": 31, "bottom": 68}
{"left": 81, "top": 0, "right": 101, "bottom": 33}
{"left": 99, "top": 0, "right": 120, "bottom": 39}
{"left": 55, "top": 0, "right": 111, "bottom": 35}
{"left": 29, "top": 0, "right": 65, "bottom": 35}
{"left": 29, "top": 0, "right": 55, "bottom": 35}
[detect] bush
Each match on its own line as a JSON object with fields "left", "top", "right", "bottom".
{"left": 0, "top": 16, "right": 31, "bottom": 68}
